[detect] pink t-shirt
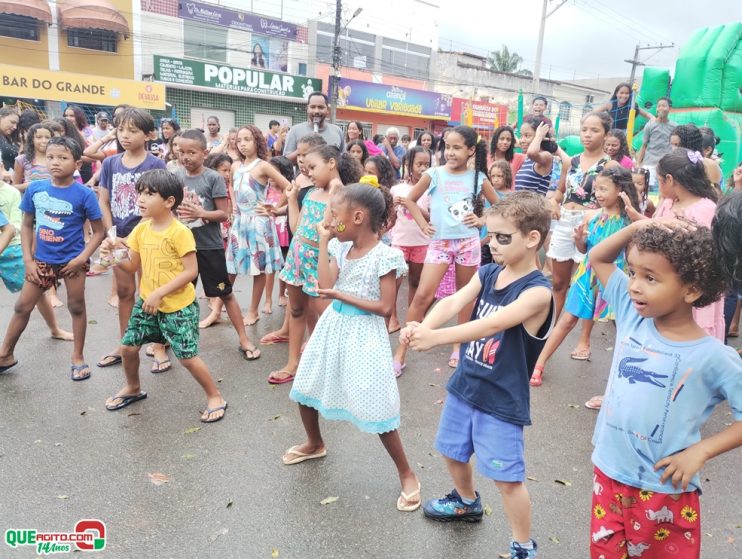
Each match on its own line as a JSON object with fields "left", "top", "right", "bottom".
{"left": 390, "top": 181, "right": 431, "bottom": 247}
{"left": 618, "top": 155, "right": 633, "bottom": 170}
{"left": 653, "top": 197, "right": 723, "bottom": 340}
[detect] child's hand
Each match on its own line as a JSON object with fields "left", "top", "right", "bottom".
{"left": 422, "top": 222, "right": 436, "bottom": 237}
{"left": 408, "top": 323, "right": 438, "bottom": 351}
{"left": 178, "top": 201, "right": 204, "bottom": 221}
{"left": 618, "top": 192, "right": 643, "bottom": 221}
{"left": 285, "top": 182, "right": 298, "bottom": 200}
{"left": 254, "top": 203, "right": 273, "bottom": 217}
{"left": 316, "top": 221, "right": 333, "bottom": 242}
{"left": 24, "top": 259, "right": 41, "bottom": 285}
{"left": 534, "top": 121, "right": 550, "bottom": 140}
{"left": 142, "top": 291, "right": 163, "bottom": 315}
{"left": 317, "top": 288, "right": 339, "bottom": 300}
{"left": 60, "top": 256, "right": 87, "bottom": 278}
{"left": 462, "top": 213, "right": 481, "bottom": 229}
{"left": 654, "top": 445, "right": 708, "bottom": 491}
{"left": 399, "top": 321, "right": 420, "bottom": 345}
{"left": 573, "top": 222, "right": 586, "bottom": 243}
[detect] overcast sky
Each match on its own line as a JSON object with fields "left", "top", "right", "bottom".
{"left": 438, "top": 0, "right": 737, "bottom": 81}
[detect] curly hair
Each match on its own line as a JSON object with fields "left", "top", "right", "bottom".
{"left": 605, "top": 129, "right": 630, "bottom": 162}
{"left": 672, "top": 124, "right": 703, "bottom": 152}
{"left": 598, "top": 166, "right": 641, "bottom": 215}
{"left": 365, "top": 155, "right": 397, "bottom": 189}
{"left": 711, "top": 192, "right": 742, "bottom": 292}
{"left": 236, "top": 125, "right": 268, "bottom": 161}
{"left": 629, "top": 222, "right": 727, "bottom": 308}
{"left": 23, "top": 122, "right": 56, "bottom": 162}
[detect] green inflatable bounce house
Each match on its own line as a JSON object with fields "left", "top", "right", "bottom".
{"left": 560, "top": 22, "right": 741, "bottom": 183}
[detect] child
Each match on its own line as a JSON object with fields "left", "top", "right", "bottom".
{"left": 0, "top": 137, "right": 105, "bottom": 379}
{"left": 346, "top": 139, "right": 369, "bottom": 165}
{"left": 587, "top": 219, "right": 740, "bottom": 559}
{"left": 530, "top": 167, "right": 641, "bottom": 388}
{"left": 282, "top": 182, "right": 421, "bottom": 512}
{"left": 364, "top": 155, "right": 397, "bottom": 189}
{"left": 12, "top": 122, "right": 54, "bottom": 192}
{"left": 402, "top": 192, "right": 554, "bottom": 559}
{"left": 631, "top": 167, "right": 655, "bottom": 217}
{"left": 162, "top": 129, "right": 261, "bottom": 363}
{"left": 490, "top": 125, "right": 525, "bottom": 176}
{"left": 513, "top": 119, "right": 553, "bottom": 196}
{"left": 482, "top": 160, "right": 514, "bottom": 266}
{"left": 652, "top": 148, "right": 723, "bottom": 340}
{"left": 224, "top": 125, "right": 290, "bottom": 327}
{"left": 102, "top": 170, "right": 228, "bottom": 423}
{"left": 392, "top": 125, "right": 497, "bottom": 375}
{"left": 96, "top": 108, "right": 166, "bottom": 369}
{"left": 389, "top": 146, "right": 431, "bottom": 338}
{"left": 269, "top": 146, "right": 362, "bottom": 384}
{"left": 0, "top": 209, "right": 15, "bottom": 258}
{"left": 604, "top": 129, "right": 633, "bottom": 170}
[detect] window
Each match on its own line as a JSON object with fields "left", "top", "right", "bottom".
{"left": 558, "top": 101, "right": 572, "bottom": 121}
{"left": 381, "top": 38, "right": 431, "bottom": 79}
{"left": 298, "top": 63, "right": 307, "bottom": 76}
{"left": 67, "top": 29, "right": 117, "bottom": 53}
{"left": 582, "top": 103, "right": 593, "bottom": 116}
{"left": 0, "top": 14, "right": 39, "bottom": 41}
{"left": 184, "top": 20, "right": 227, "bottom": 62}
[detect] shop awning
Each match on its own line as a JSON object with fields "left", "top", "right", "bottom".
{"left": 57, "top": 0, "right": 129, "bottom": 38}
{"left": 0, "top": 0, "right": 53, "bottom": 23}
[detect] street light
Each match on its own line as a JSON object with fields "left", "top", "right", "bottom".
{"left": 330, "top": 5, "right": 363, "bottom": 124}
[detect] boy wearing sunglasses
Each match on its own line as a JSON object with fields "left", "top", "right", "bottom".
{"left": 401, "top": 192, "right": 555, "bottom": 559}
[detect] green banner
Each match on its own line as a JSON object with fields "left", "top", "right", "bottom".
{"left": 154, "top": 55, "right": 321, "bottom": 100}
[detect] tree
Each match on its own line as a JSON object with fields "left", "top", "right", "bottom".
{"left": 488, "top": 45, "right": 525, "bottom": 74}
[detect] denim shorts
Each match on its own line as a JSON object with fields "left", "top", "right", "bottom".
{"left": 435, "top": 392, "right": 525, "bottom": 482}
{"left": 546, "top": 208, "right": 585, "bottom": 263}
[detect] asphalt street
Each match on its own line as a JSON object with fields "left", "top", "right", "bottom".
{"left": 0, "top": 274, "right": 740, "bottom": 558}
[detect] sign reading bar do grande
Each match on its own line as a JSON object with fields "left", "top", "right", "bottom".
{"left": 154, "top": 56, "right": 322, "bottom": 101}
{"left": 178, "top": 1, "right": 298, "bottom": 40}
{"left": 336, "top": 78, "right": 451, "bottom": 120}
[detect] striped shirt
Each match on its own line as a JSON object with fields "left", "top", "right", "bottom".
{"left": 514, "top": 158, "right": 551, "bottom": 196}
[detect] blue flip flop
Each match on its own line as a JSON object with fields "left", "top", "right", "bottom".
{"left": 106, "top": 391, "right": 147, "bottom": 411}
{"left": 0, "top": 361, "right": 18, "bottom": 374}
{"left": 70, "top": 363, "right": 91, "bottom": 381}
{"left": 201, "top": 402, "right": 228, "bottom": 423}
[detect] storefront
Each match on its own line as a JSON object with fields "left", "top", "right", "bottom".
{"left": 153, "top": 56, "right": 322, "bottom": 130}
{"left": 0, "top": 63, "right": 166, "bottom": 117}
{"left": 333, "top": 78, "right": 452, "bottom": 140}
{"left": 445, "top": 98, "right": 509, "bottom": 144}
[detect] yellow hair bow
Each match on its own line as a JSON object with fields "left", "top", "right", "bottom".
{"left": 359, "top": 174, "right": 380, "bottom": 188}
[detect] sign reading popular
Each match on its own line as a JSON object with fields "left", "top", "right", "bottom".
{"left": 0, "top": 64, "right": 165, "bottom": 110}
{"left": 154, "top": 56, "right": 321, "bottom": 101}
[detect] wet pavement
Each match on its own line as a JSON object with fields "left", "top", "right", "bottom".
{"left": 0, "top": 274, "right": 740, "bottom": 558}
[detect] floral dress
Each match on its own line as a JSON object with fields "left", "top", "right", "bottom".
{"left": 564, "top": 212, "right": 629, "bottom": 321}
{"left": 563, "top": 155, "right": 611, "bottom": 209}
{"left": 290, "top": 239, "right": 408, "bottom": 434}
{"left": 226, "top": 159, "right": 283, "bottom": 276}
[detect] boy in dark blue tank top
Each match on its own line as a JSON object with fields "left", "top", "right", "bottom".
{"left": 401, "top": 192, "right": 555, "bottom": 559}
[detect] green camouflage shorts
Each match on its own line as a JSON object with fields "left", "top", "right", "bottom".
{"left": 121, "top": 299, "right": 200, "bottom": 359}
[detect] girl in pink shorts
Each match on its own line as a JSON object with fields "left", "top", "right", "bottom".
{"left": 392, "top": 126, "right": 497, "bottom": 374}
{"left": 389, "top": 147, "right": 432, "bottom": 336}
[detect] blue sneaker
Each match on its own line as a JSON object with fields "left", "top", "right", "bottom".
{"left": 422, "top": 488, "right": 483, "bottom": 522}
{"left": 510, "top": 539, "right": 538, "bottom": 559}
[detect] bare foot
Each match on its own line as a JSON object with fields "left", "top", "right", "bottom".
{"left": 243, "top": 313, "right": 259, "bottom": 326}
{"left": 107, "top": 295, "right": 119, "bottom": 308}
{"left": 201, "top": 396, "right": 227, "bottom": 423}
{"left": 262, "top": 302, "right": 273, "bottom": 315}
{"left": 199, "top": 312, "right": 221, "bottom": 329}
{"left": 50, "top": 328, "right": 74, "bottom": 342}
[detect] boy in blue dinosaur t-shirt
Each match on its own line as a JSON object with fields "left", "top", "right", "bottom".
{"left": 402, "top": 192, "right": 555, "bottom": 559}
{"left": 0, "top": 137, "right": 105, "bottom": 380}
{"left": 588, "top": 219, "right": 741, "bottom": 559}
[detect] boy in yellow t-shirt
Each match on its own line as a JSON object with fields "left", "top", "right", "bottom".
{"left": 102, "top": 169, "right": 227, "bottom": 423}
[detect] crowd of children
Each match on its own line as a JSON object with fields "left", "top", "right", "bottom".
{"left": 0, "top": 95, "right": 740, "bottom": 559}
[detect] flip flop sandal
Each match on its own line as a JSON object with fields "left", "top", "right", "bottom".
{"left": 268, "top": 370, "right": 295, "bottom": 385}
{"left": 448, "top": 351, "right": 459, "bottom": 368}
{"left": 530, "top": 365, "right": 544, "bottom": 387}
{"left": 70, "top": 363, "right": 91, "bottom": 381}
{"left": 200, "top": 402, "right": 228, "bottom": 423}
{"left": 585, "top": 396, "right": 604, "bottom": 410}
{"left": 393, "top": 360, "right": 406, "bottom": 378}
{"left": 150, "top": 359, "right": 172, "bottom": 374}
{"left": 260, "top": 333, "right": 289, "bottom": 345}
{"left": 0, "top": 360, "right": 18, "bottom": 374}
{"left": 397, "top": 481, "right": 422, "bottom": 512}
{"left": 106, "top": 391, "right": 147, "bottom": 411}
{"left": 96, "top": 354, "right": 122, "bottom": 368}
{"left": 570, "top": 349, "right": 591, "bottom": 361}
{"left": 282, "top": 444, "right": 327, "bottom": 465}
{"left": 145, "top": 344, "right": 170, "bottom": 358}
{"left": 238, "top": 346, "right": 261, "bottom": 361}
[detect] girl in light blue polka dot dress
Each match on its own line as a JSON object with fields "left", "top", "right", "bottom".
{"left": 282, "top": 182, "right": 422, "bottom": 512}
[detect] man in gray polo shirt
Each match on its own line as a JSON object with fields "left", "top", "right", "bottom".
{"left": 283, "top": 92, "right": 345, "bottom": 162}
{"left": 636, "top": 97, "right": 676, "bottom": 192}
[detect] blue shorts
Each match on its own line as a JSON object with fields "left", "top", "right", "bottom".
{"left": 0, "top": 245, "right": 24, "bottom": 293}
{"left": 435, "top": 392, "right": 525, "bottom": 482}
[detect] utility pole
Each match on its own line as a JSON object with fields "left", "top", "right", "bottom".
{"left": 625, "top": 43, "right": 674, "bottom": 85}
{"left": 330, "top": 0, "right": 343, "bottom": 124}
{"left": 533, "top": 0, "right": 568, "bottom": 94}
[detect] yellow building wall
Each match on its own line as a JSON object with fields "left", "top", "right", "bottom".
{"left": 0, "top": 22, "right": 50, "bottom": 69}
{"left": 57, "top": 0, "right": 134, "bottom": 79}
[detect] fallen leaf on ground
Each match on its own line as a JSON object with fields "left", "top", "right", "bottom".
{"left": 605, "top": 346, "right": 613, "bottom": 351}
{"left": 320, "top": 496, "right": 339, "bottom": 505}
{"left": 483, "top": 504, "right": 493, "bottom": 515}
{"left": 56, "top": 495, "right": 69, "bottom": 500}
{"left": 88, "top": 320, "right": 97, "bottom": 325}
{"left": 271, "top": 549, "right": 279, "bottom": 558}
{"left": 148, "top": 472, "right": 170, "bottom": 486}
{"left": 549, "top": 536, "right": 560, "bottom": 544}
{"left": 182, "top": 453, "right": 197, "bottom": 460}
{"left": 54, "top": 442, "right": 62, "bottom": 447}
{"left": 498, "top": 553, "right": 510, "bottom": 558}
{"left": 567, "top": 404, "right": 580, "bottom": 409}
{"left": 434, "top": 399, "right": 444, "bottom": 405}
{"left": 428, "top": 383, "right": 440, "bottom": 387}
{"left": 80, "top": 411, "right": 87, "bottom": 416}
{"left": 217, "top": 378, "right": 223, "bottom": 383}
{"left": 207, "top": 527, "right": 228, "bottom": 543}
{"left": 268, "top": 415, "right": 282, "bottom": 421}
{"left": 416, "top": 462, "right": 425, "bottom": 469}
{"left": 527, "top": 476, "right": 539, "bottom": 482}
{"left": 554, "top": 479, "right": 572, "bottom": 487}
{"left": 127, "top": 412, "right": 141, "bottom": 417}
{"left": 184, "top": 426, "right": 201, "bottom": 434}
{"left": 226, "top": 500, "right": 233, "bottom": 508}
